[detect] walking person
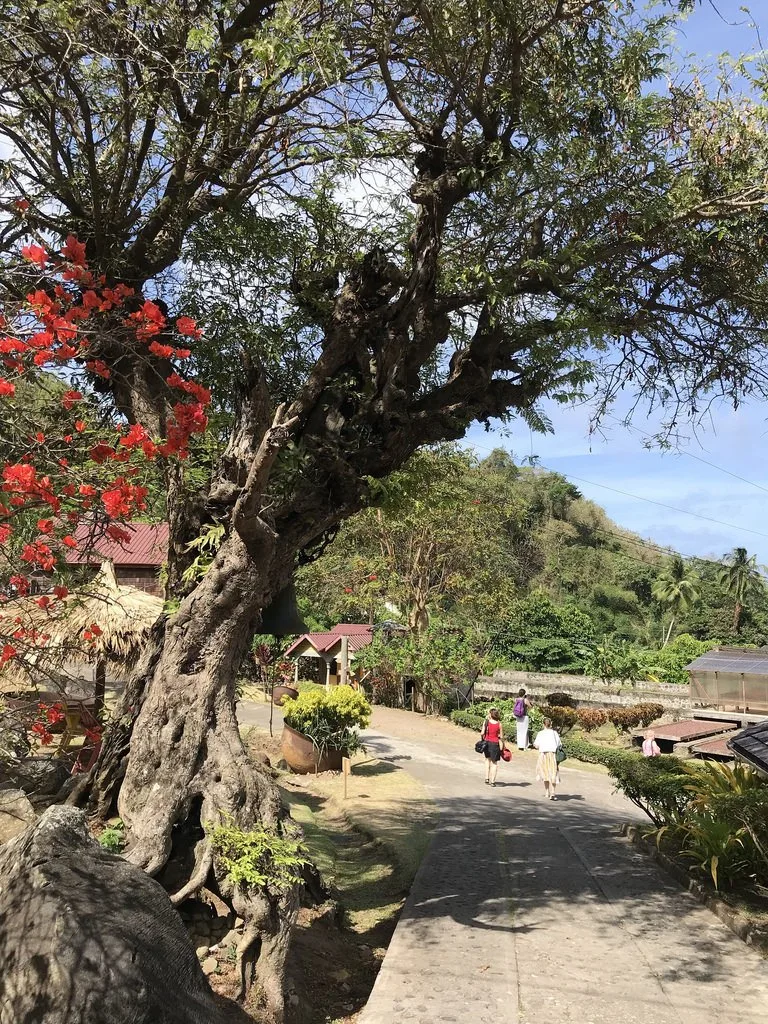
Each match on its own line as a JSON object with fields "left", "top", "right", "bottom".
{"left": 642, "top": 730, "right": 661, "bottom": 757}
{"left": 534, "top": 717, "right": 561, "bottom": 800}
{"left": 513, "top": 688, "right": 532, "bottom": 750}
{"left": 481, "top": 708, "right": 505, "bottom": 787}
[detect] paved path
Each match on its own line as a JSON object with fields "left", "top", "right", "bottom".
{"left": 241, "top": 703, "right": 768, "bottom": 1023}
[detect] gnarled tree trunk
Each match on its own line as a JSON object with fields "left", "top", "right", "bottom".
{"left": 84, "top": 525, "right": 298, "bottom": 1019}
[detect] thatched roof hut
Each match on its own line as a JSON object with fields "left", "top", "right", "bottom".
{"left": 0, "top": 562, "right": 163, "bottom": 703}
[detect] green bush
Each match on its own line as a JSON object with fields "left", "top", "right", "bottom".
{"left": 451, "top": 709, "right": 487, "bottom": 731}
{"left": 641, "top": 634, "right": 718, "bottom": 686}
{"left": 561, "top": 736, "right": 691, "bottom": 825}
{"left": 655, "top": 761, "right": 768, "bottom": 890}
{"left": 209, "top": 819, "right": 306, "bottom": 894}
{"left": 546, "top": 692, "right": 577, "bottom": 707}
{"left": 282, "top": 686, "right": 371, "bottom": 757}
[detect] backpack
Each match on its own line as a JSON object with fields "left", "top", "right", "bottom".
{"left": 513, "top": 697, "right": 526, "bottom": 718}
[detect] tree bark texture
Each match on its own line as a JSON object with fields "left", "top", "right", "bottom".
{"left": 88, "top": 526, "right": 298, "bottom": 1019}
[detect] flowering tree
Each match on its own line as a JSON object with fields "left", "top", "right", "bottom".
{"left": 4, "top": 0, "right": 768, "bottom": 1012}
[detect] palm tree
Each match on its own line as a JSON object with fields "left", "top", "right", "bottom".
{"left": 652, "top": 555, "right": 701, "bottom": 646}
{"left": 717, "top": 547, "right": 766, "bottom": 634}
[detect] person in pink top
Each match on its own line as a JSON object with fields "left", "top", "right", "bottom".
{"left": 481, "top": 709, "right": 505, "bottom": 787}
{"left": 642, "top": 730, "right": 661, "bottom": 757}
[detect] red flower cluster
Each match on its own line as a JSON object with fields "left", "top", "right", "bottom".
{"left": 0, "top": 236, "right": 210, "bottom": 596}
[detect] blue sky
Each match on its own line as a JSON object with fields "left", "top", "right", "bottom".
{"left": 467, "top": 1, "right": 768, "bottom": 566}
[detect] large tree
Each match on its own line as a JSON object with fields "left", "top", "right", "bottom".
{"left": 652, "top": 553, "right": 701, "bottom": 645}
{"left": 4, "top": 0, "right": 768, "bottom": 1011}
{"left": 718, "top": 547, "right": 766, "bottom": 633}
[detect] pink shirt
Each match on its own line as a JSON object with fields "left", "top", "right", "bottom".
{"left": 642, "top": 739, "right": 660, "bottom": 757}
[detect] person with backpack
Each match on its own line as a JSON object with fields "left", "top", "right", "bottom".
{"left": 513, "top": 688, "right": 532, "bottom": 750}
{"left": 480, "top": 708, "right": 505, "bottom": 787}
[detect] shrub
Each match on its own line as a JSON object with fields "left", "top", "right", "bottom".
{"left": 607, "top": 706, "right": 643, "bottom": 731}
{"left": 547, "top": 692, "right": 577, "bottom": 708}
{"left": 561, "top": 736, "right": 691, "bottom": 825}
{"left": 541, "top": 705, "right": 578, "bottom": 733}
{"left": 575, "top": 708, "right": 608, "bottom": 731}
{"left": 282, "top": 686, "right": 371, "bottom": 758}
{"left": 654, "top": 762, "right": 768, "bottom": 890}
{"left": 634, "top": 702, "right": 664, "bottom": 727}
{"left": 451, "top": 709, "right": 486, "bottom": 731}
{"left": 98, "top": 819, "right": 126, "bottom": 853}
{"left": 209, "top": 819, "right": 307, "bottom": 894}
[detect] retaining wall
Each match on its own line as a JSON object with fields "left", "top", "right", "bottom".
{"left": 476, "top": 669, "right": 693, "bottom": 712}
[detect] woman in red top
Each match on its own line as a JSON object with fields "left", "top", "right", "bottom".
{"left": 482, "top": 708, "right": 505, "bottom": 787}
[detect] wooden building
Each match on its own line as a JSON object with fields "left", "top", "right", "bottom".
{"left": 285, "top": 624, "right": 374, "bottom": 687}
{"left": 65, "top": 523, "right": 168, "bottom": 596}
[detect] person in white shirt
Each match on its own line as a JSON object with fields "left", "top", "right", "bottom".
{"left": 533, "top": 718, "right": 562, "bottom": 800}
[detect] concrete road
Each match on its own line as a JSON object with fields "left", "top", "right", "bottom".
{"left": 241, "top": 702, "right": 768, "bottom": 1023}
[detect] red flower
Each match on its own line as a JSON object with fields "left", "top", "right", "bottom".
{"left": 0, "top": 379, "right": 15, "bottom": 397}
{"left": 61, "top": 234, "right": 87, "bottom": 267}
{"left": 31, "top": 721, "right": 54, "bottom": 745}
{"left": 53, "top": 585, "right": 68, "bottom": 600}
{"left": 21, "top": 243, "right": 47, "bottom": 269}
{"left": 36, "top": 595, "right": 52, "bottom": 610}
{"left": 14, "top": 199, "right": 30, "bottom": 213}
{"left": 37, "top": 519, "right": 53, "bottom": 533}
{"left": 62, "top": 390, "right": 83, "bottom": 410}
{"left": 85, "top": 359, "right": 110, "bottom": 379}
{"left": 0, "top": 524, "right": 11, "bottom": 544}
{"left": 148, "top": 341, "right": 175, "bottom": 359}
{"left": 89, "top": 442, "right": 114, "bottom": 464}
{"left": 176, "top": 316, "right": 202, "bottom": 338}
{"left": 61, "top": 535, "right": 78, "bottom": 548}
{"left": 75, "top": 420, "right": 86, "bottom": 432}
{"left": 0, "top": 644, "right": 16, "bottom": 663}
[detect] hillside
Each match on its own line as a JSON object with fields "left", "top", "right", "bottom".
{"left": 296, "top": 446, "right": 768, "bottom": 678}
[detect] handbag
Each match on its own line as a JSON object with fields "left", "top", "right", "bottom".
{"left": 501, "top": 747, "right": 512, "bottom": 762}
{"left": 555, "top": 744, "right": 567, "bottom": 764}
{"left": 475, "top": 720, "right": 488, "bottom": 755}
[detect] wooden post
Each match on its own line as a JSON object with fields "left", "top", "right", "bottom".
{"left": 340, "top": 635, "right": 349, "bottom": 688}
{"left": 94, "top": 658, "right": 106, "bottom": 719}
{"left": 342, "top": 756, "right": 351, "bottom": 799}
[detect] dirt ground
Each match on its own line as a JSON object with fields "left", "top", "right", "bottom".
{"left": 220, "top": 724, "right": 436, "bottom": 1024}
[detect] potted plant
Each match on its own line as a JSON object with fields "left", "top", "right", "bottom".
{"left": 280, "top": 687, "right": 371, "bottom": 774}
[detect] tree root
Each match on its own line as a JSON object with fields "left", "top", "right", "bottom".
{"left": 170, "top": 841, "right": 214, "bottom": 906}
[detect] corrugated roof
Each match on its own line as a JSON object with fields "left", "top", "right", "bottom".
{"left": 66, "top": 522, "right": 169, "bottom": 567}
{"left": 685, "top": 647, "right": 768, "bottom": 676}
{"left": 728, "top": 720, "right": 768, "bottom": 774}
{"left": 285, "top": 624, "right": 374, "bottom": 658}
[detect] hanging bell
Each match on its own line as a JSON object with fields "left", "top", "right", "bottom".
{"left": 259, "top": 581, "right": 307, "bottom": 637}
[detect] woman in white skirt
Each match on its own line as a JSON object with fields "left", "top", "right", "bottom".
{"left": 534, "top": 717, "right": 561, "bottom": 800}
{"left": 513, "top": 688, "right": 532, "bottom": 750}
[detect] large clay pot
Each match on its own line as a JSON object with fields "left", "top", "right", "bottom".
{"left": 272, "top": 684, "right": 299, "bottom": 707}
{"left": 280, "top": 724, "right": 343, "bottom": 774}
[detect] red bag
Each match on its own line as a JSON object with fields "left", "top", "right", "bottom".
{"left": 501, "top": 747, "right": 512, "bottom": 762}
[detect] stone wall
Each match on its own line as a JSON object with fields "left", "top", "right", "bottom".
{"left": 476, "top": 668, "right": 693, "bottom": 712}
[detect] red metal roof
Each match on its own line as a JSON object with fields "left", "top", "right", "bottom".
{"left": 692, "top": 735, "right": 740, "bottom": 758}
{"left": 65, "top": 522, "right": 169, "bottom": 567}
{"left": 285, "top": 624, "right": 374, "bottom": 658}
{"left": 653, "top": 720, "right": 737, "bottom": 742}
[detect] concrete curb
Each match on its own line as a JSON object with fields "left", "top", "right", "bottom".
{"left": 620, "top": 823, "right": 768, "bottom": 956}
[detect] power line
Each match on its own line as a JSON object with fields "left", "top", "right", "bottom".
{"left": 604, "top": 414, "right": 768, "bottom": 498}
{"left": 546, "top": 471, "right": 768, "bottom": 543}
{"left": 461, "top": 437, "right": 768, "bottom": 545}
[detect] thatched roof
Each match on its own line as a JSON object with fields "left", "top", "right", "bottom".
{"left": 0, "top": 562, "right": 163, "bottom": 693}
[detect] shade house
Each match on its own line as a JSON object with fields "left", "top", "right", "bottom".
{"left": 686, "top": 646, "right": 768, "bottom": 714}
